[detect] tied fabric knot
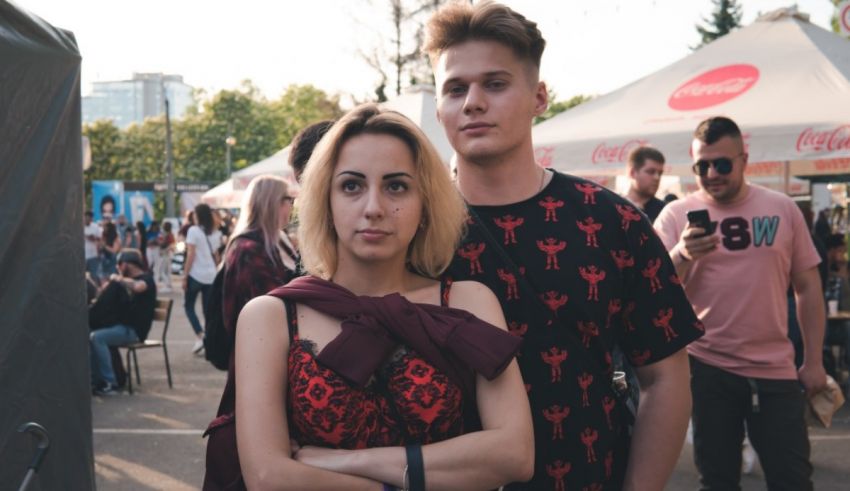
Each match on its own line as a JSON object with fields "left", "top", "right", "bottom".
{"left": 267, "top": 276, "right": 521, "bottom": 398}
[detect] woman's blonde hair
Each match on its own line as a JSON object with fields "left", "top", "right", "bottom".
{"left": 226, "top": 174, "right": 290, "bottom": 266}
{"left": 298, "top": 103, "right": 465, "bottom": 280}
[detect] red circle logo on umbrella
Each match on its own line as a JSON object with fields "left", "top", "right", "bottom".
{"left": 668, "top": 64, "right": 760, "bottom": 111}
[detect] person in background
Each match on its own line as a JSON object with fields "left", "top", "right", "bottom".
{"left": 624, "top": 145, "right": 667, "bottom": 223}
{"left": 146, "top": 221, "right": 162, "bottom": 274}
{"left": 655, "top": 116, "right": 826, "bottom": 490}
{"left": 288, "top": 119, "right": 335, "bottom": 182}
{"left": 135, "top": 221, "right": 149, "bottom": 270}
{"left": 664, "top": 193, "right": 680, "bottom": 204}
{"left": 179, "top": 210, "right": 196, "bottom": 241}
{"left": 84, "top": 210, "right": 103, "bottom": 283}
{"left": 100, "top": 222, "right": 123, "bottom": 281}
{"left": 115, "top": 214, "right": 128, "bottom": 245}
{"left": 183, "top": 203, "right": 222, "bottom": 354}
{"left": 89, "top": 249, "right": 156, "bottom": 396}
{"left": 158, "top": 221, "right": 176, "bottom": 292}
{"left": 203, "top": 174, "right": 300, "bottom": 490}
{"left": 824, "top": 233, "right": 850, "bottom": 382}
{"left": 232, "top": 104, "right": 531, "bottom": 491}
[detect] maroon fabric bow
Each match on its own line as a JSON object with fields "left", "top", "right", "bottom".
{"left": 267, "top": 275, "right": 521, "bottom": 398}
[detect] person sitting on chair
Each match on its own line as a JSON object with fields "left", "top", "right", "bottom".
{"left": 89, "top": 249, "right": 157, "bottom": 396}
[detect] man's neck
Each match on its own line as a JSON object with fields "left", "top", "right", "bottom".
{"left": 456, "top": 149, "right": 547, "bottom": 206}
{"left": 626, "top": 188, "right": 651, "bottom": 209}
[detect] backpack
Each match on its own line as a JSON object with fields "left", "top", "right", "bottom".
{"left": 203, "top": 264, "right": 230, "bottom": 370}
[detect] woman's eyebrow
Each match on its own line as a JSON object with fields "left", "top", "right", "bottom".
{"left": 335, "top": 170, "right": 366, "bottom": 178}
{"left": 383, "top": 172, "right": 413, "bottom": 180}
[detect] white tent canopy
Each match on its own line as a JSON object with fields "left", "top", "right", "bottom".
{"left": 532, "top": 8, "right": 850, "bottom": 194}
{"left": 202, "top": 85, "right": 450, "bottom": 207}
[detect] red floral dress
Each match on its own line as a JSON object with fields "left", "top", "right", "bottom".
{"left": 284, "top": 282, "right": 466, "bottom": 449}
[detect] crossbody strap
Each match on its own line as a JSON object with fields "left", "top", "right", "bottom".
{"left": 466, "top": 205, "right": 635, "bottom": 424}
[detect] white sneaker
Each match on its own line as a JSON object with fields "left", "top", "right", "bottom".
{"left": 192, "top": 339, "right": 204, "bottom": 355}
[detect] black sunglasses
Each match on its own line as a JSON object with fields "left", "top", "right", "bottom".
{"left": 691, "top": 153, "right": 743, "bottom": 176}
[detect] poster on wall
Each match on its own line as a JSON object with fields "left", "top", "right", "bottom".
{"left": 124, "top": 182, "right": 155, "bottom": 227}
{"left": 91, "top": 180, "right": 123, "bottom": 222}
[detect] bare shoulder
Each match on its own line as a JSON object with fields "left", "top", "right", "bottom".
{"left": 447, "top": 280, "right": 507, "bottom": 330}
{"left": 237, "top": 295, "right": 289, "bottom": 344}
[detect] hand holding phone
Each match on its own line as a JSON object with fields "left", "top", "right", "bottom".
{"left": 686, "top": 209, "right": 717, "bottom": 238}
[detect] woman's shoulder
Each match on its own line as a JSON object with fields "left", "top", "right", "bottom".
{"left": 446, "top": 280, "right": 505, "bottom": 329}
{"left": 240, "top": 295, "right": 288, "bottom": 331}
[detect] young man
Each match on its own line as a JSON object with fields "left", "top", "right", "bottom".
{"left": 89, "top": 249, "right": 157, "bottom": 395}
{"left": 84, "top": 210, "right": 103, "bottom": 283}
{"left": 654, "top": 116, "right": 827, "bottom": 490}
{"left": 625, "top": 146, "right": 666, "bottom": 223}
{"left": 426, "top": 2, "right": 703, "bottom": 489}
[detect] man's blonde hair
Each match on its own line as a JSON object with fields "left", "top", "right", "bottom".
{"left": 297, "top": 103, "right": 466, "bottom": 279}
{"left": 423, "top": 0, "right": 546, "bottom": 71}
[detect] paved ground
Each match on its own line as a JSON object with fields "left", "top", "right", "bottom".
{"left": 92, "top": 286, "right": 850, "bottom": 490}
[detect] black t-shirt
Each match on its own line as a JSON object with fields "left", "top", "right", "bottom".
{"left": 445, "top": 171, "right": 703, "bottom": 490}
{"left": 120, "top": 273, "right": 157, "bottom": 341}
{"left": 641, "top": 196, "right": 666, "bottom": 223}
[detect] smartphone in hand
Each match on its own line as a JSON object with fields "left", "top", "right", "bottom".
{"left": 686, "top": 209, "right": 718, "bottom": 238}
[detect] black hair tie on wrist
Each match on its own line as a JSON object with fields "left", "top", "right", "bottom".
{"left": 405, "top": 444, "right": 425, "bottom": 491}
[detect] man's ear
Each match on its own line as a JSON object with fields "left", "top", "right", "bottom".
{"left": 533, "top": 80, "right": 548, "bottom": 117}
{"left": 434, "top": 101, "right": 442, "bottom": 124}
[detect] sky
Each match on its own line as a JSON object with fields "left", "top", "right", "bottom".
{"left": 14, "top": 0, "right": 840, "bottom": 105}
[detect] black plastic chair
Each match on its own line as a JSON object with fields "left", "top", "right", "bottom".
{"left": 124, "top": 298, "right": 173, "bottom": 394}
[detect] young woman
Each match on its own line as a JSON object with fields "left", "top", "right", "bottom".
{"left": 99, "top": 222, "right": 122, "bottom": 280}
{"left": 183, "top": 204, "right": 223, "bottom": 353}
{"left": 157, "top": 221, "right": 176, "bottom": 292}
{"left": 233, "top": 105, "right": 533, "bottom": 490}
{"left": 203, "top": 175, "right": 299, "bottom": 490}
{"left": 135, "top": 221, "right": 149, "bottom": 270}
{"left": 145, "top": 220, "right": 162, "bottom": 275}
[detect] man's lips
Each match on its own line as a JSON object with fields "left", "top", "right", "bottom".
{"left": 460, "top": 122, "right": 495, "bottom": 132}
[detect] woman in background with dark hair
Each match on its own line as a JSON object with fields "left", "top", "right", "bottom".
{"left": 135, "top": 221, "right": 149, "bottom": 270}
{"left": 100, "top": 194, "right": 116, "bottom": 220}
{"left": 100, "top": 222, "right": 122, "bottom": 280}
{"left": 183, "top": 203, "right": 222, "bottom": 354}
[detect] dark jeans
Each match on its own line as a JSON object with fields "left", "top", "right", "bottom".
{"left": 690, "top": 356, "right": 812, "bottom": 491}
{"left": 184, "top": 275, "right": 211, "bottom": 335}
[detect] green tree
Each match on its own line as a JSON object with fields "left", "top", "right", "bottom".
{"left": 268, "top": 84, "right": 344, "bottom": 149}
{"left": 82, "top": 120, "right": 122, "bottom": 208}
{"left": 831, "top": 0, "right": 842, "bottom": 34}
{"left": 175, "top": 80, "right": 278, "bottom": 183}
{"left": 694, "top": 0, "right": 743, "bottom": 49}
{"left": 82, "top": 81, "right": 344, "bottom": 218}
{"left": 534, "top": 92, "right": 592, "bottom": 125}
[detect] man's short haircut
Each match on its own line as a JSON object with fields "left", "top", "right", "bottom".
{"left": 826, "top": 233, "right": 846, "bottom": 250}
{"left": 289, "top": 120, "right": 335, "bottom": 182}
{"left": 694, "top": 116, "right": 743, "bottom": 145}
{"left": 117, "top": 249, "right": 145, "bottom": 269}
{"left": 627, "top": 146, "right": 665, "bottom": 171}
{"left": 85, "top": 210, "right": 93, "bottom": 218}
{"left": 423, "top": 0, "right": 545, "bottom": 71}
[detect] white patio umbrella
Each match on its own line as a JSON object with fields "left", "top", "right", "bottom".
{"left": 532, "top": 7, "right": 850, "bottom": 195}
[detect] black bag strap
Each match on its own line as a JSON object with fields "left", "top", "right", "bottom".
{"left": 466, "top": 205, "right": 635, "bottom": 424}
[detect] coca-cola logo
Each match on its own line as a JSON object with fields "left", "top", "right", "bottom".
{"left": 668, "top": 64, "right": 759, "bottom": 111}
{"left": 591, "top": 139, "right": 648, "bottom": 165}
{"left": 796, "top": 125, "right": 850, "bottom": 154}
